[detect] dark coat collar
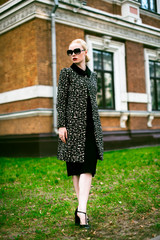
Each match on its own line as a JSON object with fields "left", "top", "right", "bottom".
{"left": 70, "top": 63, "right": 91, "bottom": 77}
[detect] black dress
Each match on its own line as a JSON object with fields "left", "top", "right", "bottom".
{"left": 66, "top": 64, "right": 99, "bottom": 177}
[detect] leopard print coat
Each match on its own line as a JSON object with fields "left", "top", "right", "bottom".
{"left": 56, "top": 64, "right": 104, "bottom": 163}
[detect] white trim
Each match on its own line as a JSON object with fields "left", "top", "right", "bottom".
{"left": 157, "top": 0, "right": 160, "bottom": 14}
{"left": 99, "top": 109, "right": 160, "bottom": 129}
{"left": 144, "top": 48, "right": 159, "bottom": 112}
{"left": 121, "top": 0, "right": 142, "bottom": 24}
{"left": 99, "top": 110, "right": 160, "bottom": 117}
{"left": 129, "top": 111, "right": 148, "bottom": 116}
{"left": 0, "top": 108, "right": 53, "bottom": 120}
{"left": 0, "top": 85, "right": 53, "bottom": 104}
{"left": 86, "top": 35, "right": 128, "bottom": 112}
{"left": 99, "top": 111, "right": 121, "bottom": 117}
{"left": 127, "top": 93, "right": 148, "bottom": 103}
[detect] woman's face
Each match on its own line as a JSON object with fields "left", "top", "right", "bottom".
{"left": 68, "top": 43, "right": 87, "bottom": 65}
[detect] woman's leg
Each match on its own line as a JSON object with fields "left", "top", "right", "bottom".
{"left": 72, "top": 175, "right": 79, "bottom": 201}
{"left": 77, "top": 173, "right": 92, "bottom": 224}
{"left": 72, "top": 175, "right": 80, "bottom": 200}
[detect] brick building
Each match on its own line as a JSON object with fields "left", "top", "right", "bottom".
{"left": 0, "top": 0, "right": 160, "bottom": 157}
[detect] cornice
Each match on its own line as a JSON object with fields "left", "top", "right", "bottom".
{"left": 59, "top": 0, "right": 122, "bottom": 6}
{"left": 0, "top": 1, "right": 53, "bottom": 34}
{"left": 140, "top": 9, "right": 160, "bottom": 20}
{"left": 0, "top": 0, "right": 160, "bottom": 47}
{"left": 55, "top": 6, "right": 160, "bottom": 47}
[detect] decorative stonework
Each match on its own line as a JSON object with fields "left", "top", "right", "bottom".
{"left": 121, "top": 0, "right": 141, "bottom": 23}
{"left": 147, "top": 115, "right": 154, "bottom": 127}
{"left": 0, "top": 1, "right": 160, "bottom": 48}
{"left": 120, "top": 113, "right": 129, "bottom": 128}
{"left": 56, "top": 9, "right": 160, "bottom": 47}
{"left": 156, "top": 48, "right": 160, "bottom": 61}
{"left": 60, "top": 0, "right": 86, "bottom": 5}
{"left": 0, "top": 2, "right": 53, "bottom": 34}
{"left": 0, "top": 3, "right": 36, "bottom": 33}
{"left": 102, "top": 36, "right": 111, "bottom": 50}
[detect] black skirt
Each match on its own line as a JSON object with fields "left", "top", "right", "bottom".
{"left": 66, "top": 95, "right": 99, "bottom": 177}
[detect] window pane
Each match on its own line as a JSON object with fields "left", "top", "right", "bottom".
{"left": 103, "top": 52, "right": 112, "bottom": 71}
{"left": 96, "top": 71, "right": 103, "bottom": 108}
{"left": 149, "top": 61, "right": 155, "bottom": 77}
{"left": 150, "top": 0, "right": 156, "bottom": 11}
{"left": 93, "top": 49, "right": 115, "bottom": 109}
{"left": 150, "top": 79, "right": 156, "bottom": 110}
{"left": 141, "top": 0, "right": 148, "bottom": 9}
{"left": 104, "top": 73, "right": 114, "bottom": 108}
{"left": 155, "top": 62, "right": 160, "bottom": 78}
{"left": 93, "top": 50, "right": 102, "bottom": 70}
{"left": 157, "top": 80, "right": 160, "bottom": 110}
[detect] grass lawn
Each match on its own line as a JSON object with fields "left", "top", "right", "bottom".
{"left": 0, "top": 146, "right": 160, "bottom": 240}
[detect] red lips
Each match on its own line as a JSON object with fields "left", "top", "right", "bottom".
{"left": 73, "top": 58, "right": 77, "bottom": 61}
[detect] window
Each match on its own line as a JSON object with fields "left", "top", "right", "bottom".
{"left": 140, "top": 0, "right": 157, "bottom": 12}
{"left": 93, "top": 49, "right": 115, "bottom": 109}
{"left": 86, "top": 35, "right": 127, "bottom": 112}
{"left": 149, "top": 60, "right": 160, "bottom": 111}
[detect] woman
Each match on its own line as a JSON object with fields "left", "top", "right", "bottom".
{"left": 56, "top": 39, "right": 103, "bottom": 228}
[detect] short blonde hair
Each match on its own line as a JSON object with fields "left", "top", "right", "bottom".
{"left": 69, "top": 39, "right": 90, "bottom": 62}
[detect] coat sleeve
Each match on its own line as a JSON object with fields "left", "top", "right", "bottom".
{"left": 56, "top": 68, "right": 70, "bottom": 129}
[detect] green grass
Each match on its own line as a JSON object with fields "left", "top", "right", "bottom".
{"left": 0, "top": 146, "right": 160, "bottom": 240}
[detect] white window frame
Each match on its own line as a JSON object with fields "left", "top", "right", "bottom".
{"left": 86, "top": 35, "right": 127, "bottom": 112}
{"left": 140, "top": 0, "right": 160, "bottom": 13}
{"left": 157, "top": 0, "right": 160, "bottom": 13}
{"left": 144, "top": 48, "right": 160, "bottom": 112}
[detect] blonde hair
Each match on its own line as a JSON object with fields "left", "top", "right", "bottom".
{"left": 69, "top": 39, "right": 90, "bottom": 62}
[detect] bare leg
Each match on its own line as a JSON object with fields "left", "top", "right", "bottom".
{"left": 72, "top": 175, "right": 80, "bottom": 200}
{"left": 77, "top": 173, "right": 92, "bottom": 225}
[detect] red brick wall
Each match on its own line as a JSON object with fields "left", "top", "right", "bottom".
{"left": 125, "top": 41, "right": 146, "bottom": 94}
{"left": 140, "top": 14, "right": 160, "bottom": 29}
{"left": 87, "top": 0, "right": 121, "bottom": 15}
{"left": 0, "top": 18, "right": 52, "bottom": 94}
{"left": 36, "top": 19, "right": 52, "bottom": 86}
{"left": 0, "top": 20, "right": 38, "bottom": 93}
{"left": 101, "top": 117, "right": 128, "bottom": 131}
{"left": 129, "top": 116, "right": 160, "bottom": 130}
{"left": 129, "top": 117, "right": 148, "bottom": 130}
{"left": 56, "top": 23, "right": 84, "bottom": 79}
{"left": 152, "top": 118, "right": 160, "bottom": 129}
{"left": 128, "top": 103, "right": 147, "bottom": 111}
{"left": 0, "top": 116, "right": 53, "bottom": 135}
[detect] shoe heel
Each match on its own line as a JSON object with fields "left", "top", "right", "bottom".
{"left": 75, "top": 208, "right": 80, "bottom": 225}
{"left": 77, "top": 210, "right": 90, "bottom": 229}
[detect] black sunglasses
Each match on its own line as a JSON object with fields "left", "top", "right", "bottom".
{"left": 67, "top": 48, "right": 85, "bottom": 56}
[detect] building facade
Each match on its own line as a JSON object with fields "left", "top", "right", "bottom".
{"left": 0, "top": 0, "right": 160, "bottom": 157}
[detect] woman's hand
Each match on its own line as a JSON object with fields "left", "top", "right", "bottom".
{"left": 59, "top": 127, "right": 68, "bottom": 144}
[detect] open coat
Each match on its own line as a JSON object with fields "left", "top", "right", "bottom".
{"left": 56, "top": 64, "right": 104, "bottom": 163}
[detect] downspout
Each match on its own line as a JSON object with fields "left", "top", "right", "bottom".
{"left": 51, "top": 0, "right": 59, "bottom": 134}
